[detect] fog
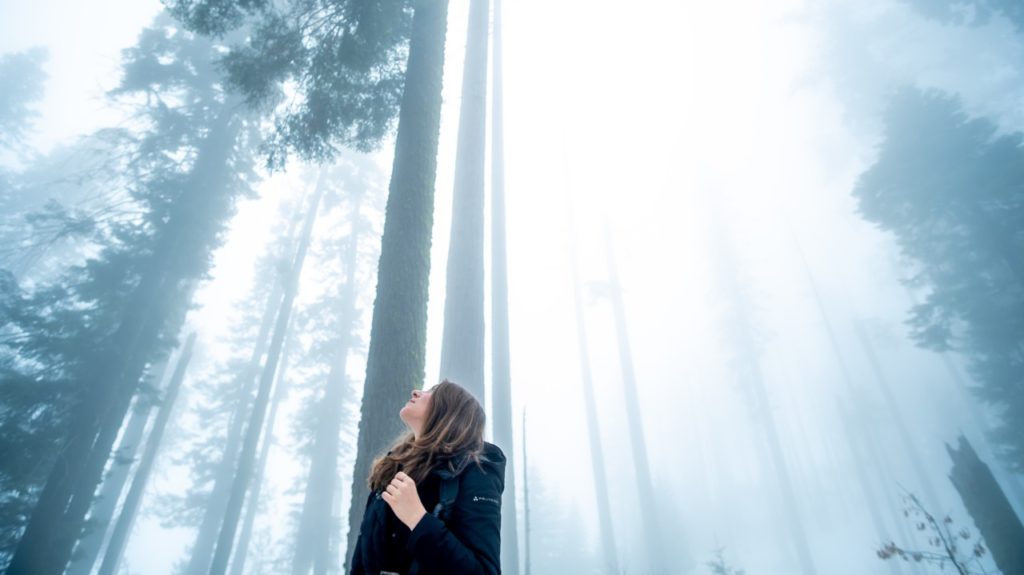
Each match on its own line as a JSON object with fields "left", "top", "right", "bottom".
{"left": 1, "top": 0, "right": 1022, "bottom": 574}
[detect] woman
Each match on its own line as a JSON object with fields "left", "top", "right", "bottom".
{"left": 350, "top": 380, "right": 505, "bottom": 575}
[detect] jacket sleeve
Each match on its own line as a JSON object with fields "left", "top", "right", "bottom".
{"left": 405, "top": 465, "right": 503, "bottom": 574}
{"left": 349, "top": 491, "right": 374, "bottom": 575}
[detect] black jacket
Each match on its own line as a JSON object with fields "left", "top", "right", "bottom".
{"left": 350, "top": 442, "right": 506, "bottom": 575}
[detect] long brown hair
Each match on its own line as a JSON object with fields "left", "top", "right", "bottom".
{"left": 367, "top": 380, "right": 486, "bottom": 491}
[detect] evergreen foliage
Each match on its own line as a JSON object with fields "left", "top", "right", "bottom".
{"left": 165, "top": 0, "right": 414, "bottom": 167}
{"left": 0, "top": 47, "right": 48, "bottom": 152}
{"left": 0, "top": 14, "right": 261, "bottom": 572}
{"left": 903, "top": 0, "right": 1024, "bottom": 32}
{"left": 853, "top": 88, "right": 1024, "bottom": 470}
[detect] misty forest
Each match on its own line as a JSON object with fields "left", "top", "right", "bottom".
{"left": 1, "top": 0, "right": 1023, "bottom": 573}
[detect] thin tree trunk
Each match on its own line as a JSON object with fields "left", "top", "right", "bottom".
{"left": 853, "top": 321, "right": 943, "bottom": 511}
{"left": 835, "top": 399, "right": 905, "bottom": 575}
{"left": 344, "top": 0, "right": 450, "bottom": 569}
{"left": 184, "top": 281, "right": 282, "bottom": 575}
{"left": 292, "top": 193, "right": 363, "bottom": 575}
{"left": 703, "top": 191, "right": 818, "bottom": 574}
{"left": 436, "top": 0, "right": 487, "bottom": 403}
{"left": 437, "top": 0, "right": 488, "bottom": 403}
{"left": 788, "top": 234, "right": 918, "bottom": 552}
{"left": 185, "top": 213, "right": 295, "bottom": 575}
{"left": 490, "top": 1, "right": 520, "bottom": 571}
{"left": 209, "top": 177, "right": 326, "bottom": 575}
{"left": 522, "top": 408, "right": 531, "bottom": 575}
{"left": 229, "top": 319, "right": 296, "bottom": 575}
{"left": 602, "top": 223, "right": 676, "bottom": 572}
{"left": 65, "top": 359, "right": 172, "bottom": 575}
{"left": 567, "top": 199, "right": 619, "bottom": 574}
{"left": 96, "top": 333, "right": 197, "bottom": 575}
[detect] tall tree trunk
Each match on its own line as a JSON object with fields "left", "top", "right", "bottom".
{"left": 209, "top": 178, "right": 326, "bottom": 575}
{"left": 229, "top": 319, "right": 296, "bottom": 575}
{"left": 703, "top": 191, "right": 818, "bottom": 574}
{"left": 344, "top": 0, "right": 450, "bottom": 569}
{"left": 96, "top": 332, "right": 197, "bottom": 575}
{"left": 946, "top": 435, "right": 1024, "bottom": 575}
{"left": 835, "top": 399, "right": 905, "bottom": 575}
{"left": 292, "top": 193, "right": 363, "bottom": 575}
{"left": 437, "top": 0, "right": 488, "bottom": 403}
{"left": 490, "top": 1, "right": 520, "bottom": 571}
{"left": 65, "top": 360, "right": 172, "bottom": 575}
{"left": 184, "top": 277, "right": 283, "bottom": 575}
{"left": 602, "top": 223, "right": 677, "bottom": 572}
{"left": 852, "top": 321, "right": 943, "bottom": 511}
{"left": 789, "top": 234, "right": 918, "bottom": 551}
{"left": 567, "top": 200, "right": 619, "bottom": 574}
{"left": 7, "top": 105, "right": 242, "bottom": 575}
{"left": 522, "top": 408, "right": 531, "bottom": 575}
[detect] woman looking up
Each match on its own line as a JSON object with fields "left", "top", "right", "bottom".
{"left": 350, "top": 379, "right": 505, "bottom": 575}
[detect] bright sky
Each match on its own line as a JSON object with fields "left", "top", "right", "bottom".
{"left": 4, "top": 0, "right": 1024, "bottom": 573}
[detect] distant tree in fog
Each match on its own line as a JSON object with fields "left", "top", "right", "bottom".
{"left": 903, "top": 0, "right": 1024, "bottom": 33}
{"left": 853, "top": 88, "right": 1024, "bottom": 472}
{"left": 153, "top": 201, "right": 296, "bottom": 575}
{"left": 524, "top": 468, "right": 603, "bottom": 575}
{"left": 207, "top": 167, "right": 325, "bottom": 575}
{"left": 0, "top": 14, "right": 262, "bottom": 572}
{"left": 0, "top": 47, "right": 47, "bottom": 151}
{"left": 289, "top": 157, "right": 382, "bottom": 575}
{"left": 706, "top": 548, "right": 745, "bottom": 575}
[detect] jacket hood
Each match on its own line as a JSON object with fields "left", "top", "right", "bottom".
{"left": 432, "top": 442, "right": 506, "bottom": 490}
{"left": 479, "top": 441, "right": 507, "bottom": 490}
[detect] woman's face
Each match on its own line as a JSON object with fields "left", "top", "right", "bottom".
{"left": 399, "top": 388, "right": 433, "bottom": 437}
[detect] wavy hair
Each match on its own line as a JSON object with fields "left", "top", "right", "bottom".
{"left": 367, "top": 380, "right": 486, "bottom": 492}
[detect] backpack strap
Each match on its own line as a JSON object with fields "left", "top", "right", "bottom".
{"left": 431, "top": 473, "right": 460, "bottom": 522}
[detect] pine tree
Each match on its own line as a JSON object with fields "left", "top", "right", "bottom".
{"left": 0, "top": 47, "right": 48, "bottom": 152}
{"left": 853, "top": 88, "right": 1024, "bottom": 471}
{"left": 2, "top": 14, "right": 261, "bottom": 573}
{"left": 209, "top": 178, "right": 326, "bottom": 575}
{"left": 290, "top": 157, "right": 381, "bottom": 575}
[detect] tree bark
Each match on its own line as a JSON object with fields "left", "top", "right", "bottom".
{"left": 344, "top": 0, "right": 450, "bottom": 570}
{"left": 947, "top": 435, "right": 1024, "bottom": 575}
{"left": 437, "top": 0, "right": 488, "bottom": 403}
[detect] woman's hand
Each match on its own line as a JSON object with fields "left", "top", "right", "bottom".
{"left": 382, "top": 471, "right": 428, "bottom": 530}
